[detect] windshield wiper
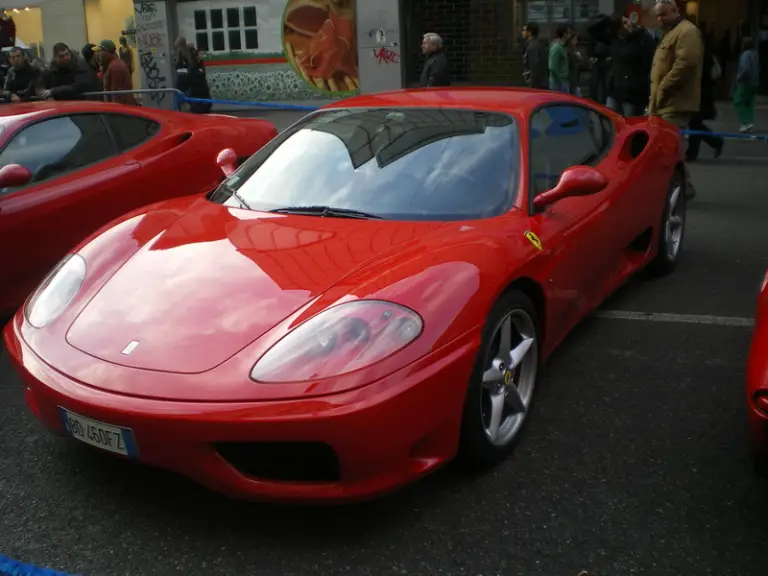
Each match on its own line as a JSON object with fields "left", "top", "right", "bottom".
{"left": 268, "top": 205, "right": 382, "bottom": 219}
{"left": 218, "top": 183, "right": 252, "bottom": 210}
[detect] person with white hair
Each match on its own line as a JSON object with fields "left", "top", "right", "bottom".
{"left": 420, "top": 32, "right": 451, "bottom": 87}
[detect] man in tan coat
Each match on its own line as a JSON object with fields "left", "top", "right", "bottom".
{"left": 648, "top": 0, "right": 703, "bottom": 128}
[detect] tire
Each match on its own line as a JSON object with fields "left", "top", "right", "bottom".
{"left": 459, "top": 289, "right": 541, "bottom": 468}
{"left": 648, "top": 170, "right": 687, "bottom": 276}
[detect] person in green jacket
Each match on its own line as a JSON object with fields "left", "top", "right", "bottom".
{"left": 549, "top": 25, "right": 570, "bottom": 92}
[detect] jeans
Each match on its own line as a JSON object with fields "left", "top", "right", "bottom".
{"left": 606, "top": 97, "right": 644, "bottom": 117}
{"left": 733, "top": 84, "right": 757, "bottom": 125}
{"left": 549, "top": 79, "right": 570, "bottom": 93}
{"left": 589, "top": 69, "right": 608, "bottom": 104}
{"left": 686, "top": 115, "right": 724, "bottom": 160}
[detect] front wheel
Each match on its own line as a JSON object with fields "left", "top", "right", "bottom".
{"left": 648, "top": 171, "right": 686, "bottom": 276}
{"left": 459, "top": 290, "right": 540, "bottom": 467}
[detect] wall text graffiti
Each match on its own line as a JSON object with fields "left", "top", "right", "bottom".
{"left": 135, "top": 1, "right": 169, "bottom": 105}
{"left": 373, "top": 47, "right": 399, "bottom": 65}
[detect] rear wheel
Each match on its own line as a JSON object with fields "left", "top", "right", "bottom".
{"left": 648, "top": 171, "right": 686, "bottom": 276}
{"left": 459, "top": 290, "right": 540, "bottom": 467}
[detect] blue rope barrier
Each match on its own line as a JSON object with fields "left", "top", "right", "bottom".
{"left": 180, "top": 95, "right": 319, "bottom": 111}
{"left": 681, "top": 129, "right": 768, "bottom": 140}
{"left": 176, "top": 94, "right": 766, "bottom": 140}
{"left": 0, "top": 554, "right": 77, "bottom": 576}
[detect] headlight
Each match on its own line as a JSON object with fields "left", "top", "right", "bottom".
{"left": 25, "top": 254, "right": 86, "bottom": 328}
{"left": 251, "top": 300, "right": 423, "bottom": 383}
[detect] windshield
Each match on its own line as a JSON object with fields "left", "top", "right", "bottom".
{"left": 210, "top": 107, "right": 520, "bottom": 221}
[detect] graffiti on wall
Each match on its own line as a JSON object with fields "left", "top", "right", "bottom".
{"left": 372, "top": 47, "right": 398, "bottom": 65}
{"left": 282, "top": 0, "right": 359, "bottom": 95}
{"left": 135, "top": 1, "right": 170, "bottom": 105}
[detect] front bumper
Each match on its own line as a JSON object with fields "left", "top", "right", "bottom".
{"left": 3, "top": 319, "right": 478, "bottom": 503}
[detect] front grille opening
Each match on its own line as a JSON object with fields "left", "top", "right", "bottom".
{"left": 216, "top": 441, "right": 341, "bottom": 482}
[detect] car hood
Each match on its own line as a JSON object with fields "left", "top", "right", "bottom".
{"left": 66, "top": 200, "right": 443, "bottom": 374}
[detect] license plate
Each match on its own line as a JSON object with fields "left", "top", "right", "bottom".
{"left": 58, "top": 407, "right": 138, "bottom": 457}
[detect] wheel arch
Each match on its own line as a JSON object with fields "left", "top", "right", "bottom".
{"left": 499, "top": 276, "right": 547, "bottom": 344}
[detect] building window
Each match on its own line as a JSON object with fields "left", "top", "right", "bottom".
{"left": 524, "top": 0, "right": 601, "bottom": 36}
{"left": 192, "top": 5, "right": 259, "bottom": 53}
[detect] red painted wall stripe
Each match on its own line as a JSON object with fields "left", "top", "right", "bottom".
{"left": 205, "top": 57, "right": 287, "bottom": 67}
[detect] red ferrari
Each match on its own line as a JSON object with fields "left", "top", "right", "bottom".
{"left": 0, "top": 101, "right": 277, "bottom": 316}
{"left": 3, "top": 88, "right": 691, "bottom": 503}
{"left": 747, "top": 268, "right": 768, "bottom": 477}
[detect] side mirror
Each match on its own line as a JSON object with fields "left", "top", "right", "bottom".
{"left": 0, "top": 163, "right": 32, "bottom": 188}
{"left": 216, "top": 148, "right": 238, "bottom": 177}
{"left": 533, "top": 165, "right": 608, "bottom": 209}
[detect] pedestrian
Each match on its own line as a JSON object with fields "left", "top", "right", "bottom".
{"left": 38, "top": 42, "right": 101, "bottom": 101}
{"left": 521, "top": 22, "right": 548, "bottom": 90}
{"left": 175, "top": 38, "right": 211, "bottom": 113}
{"left": 587, "top": 32, "right": 612, "bottom": 104}
{"left": 548, "top": 25, "right": 570, "bottom": 93}
{"left": 118, "top": 35, "right": 134, "bottom": 75}
{"left": 587, "top": 13, "right": 655, "bottom": 116}
{"left": 648, "top": 0, "right": 703, "bottom": 129}
{"left": 81, "top": 44, "right": 102, "bottom": 86}
{"left": 733, "top": 36, "right": 759, "bottom": 133}
{"left": 99, "top": 39, "right": 137, "bottom": 105}
{"left": 1, "top": 46, "right": 39, "bottom": 102}
{"left": 686, "top": 32, "right": 724, "bottom": 161}
{"left": 420, "top": 32, "right": 451, "bottom": 87}
{"left": 567, "top": 29, "right": 586, "bottom": 97}
{"left": 0, "top": 8, "right": 15, "bottom": 48}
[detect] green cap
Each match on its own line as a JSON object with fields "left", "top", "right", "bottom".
{"left": 99, "top": 39, "right": 116, "bottom": 53}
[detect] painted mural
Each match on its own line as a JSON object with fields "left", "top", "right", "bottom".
{"left": 283, "top": 0, "right": 359, "bottom": 95}
{"left": 176, "top": 0, "right": 360, "bottom": 102}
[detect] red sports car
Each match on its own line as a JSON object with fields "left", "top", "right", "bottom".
{"left": 747, "top": 268, "right": 768, "bottom": 476}
{"left": 3, "top": 88, "right": 691, "bottom": 503}
{"left": 0, "top": 101, "right": 277, "bottom": 316}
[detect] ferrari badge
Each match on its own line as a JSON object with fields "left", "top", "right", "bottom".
{"left": 524, "top": 231, "right": 542, "bottom": 251}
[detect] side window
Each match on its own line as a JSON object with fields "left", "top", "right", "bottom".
{"left": 104, "top": 114, "right": 161, "bottom": 151}
{"left": 529, "top": 105, "right": 612, "bottom": 197}
{"left": 0, "top": 114, "right": 116, "bottom": 191}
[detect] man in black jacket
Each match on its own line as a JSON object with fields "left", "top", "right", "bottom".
{"left": 1, "top": 46, "right": 39, "bottom": 102}
{"left": 420, "top": 32, "right": 451, "bottom": 87}
{"left": 587, "top": 14, "right": 655, "bottom": 116}
{"left": 39, "top": 42, "right": 101, "bottom": 101}
{"left": 522, "top": 22, "right": 549, "bottom": 89}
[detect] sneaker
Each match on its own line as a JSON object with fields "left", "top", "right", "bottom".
{"left": 740, "top": 123, "right": 754, "bottom": 133}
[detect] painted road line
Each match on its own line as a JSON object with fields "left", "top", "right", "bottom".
{"left": 594, "top": 310, "right": 755, "bottom": 327}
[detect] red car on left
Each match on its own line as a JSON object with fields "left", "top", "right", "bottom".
{"left": 747, "top": 268, "right": 768, "bottom": 476}
{"left": 0, "top": 101, "right": 277, "bottom": 316}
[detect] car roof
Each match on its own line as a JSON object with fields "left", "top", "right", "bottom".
{"left": 0, "top": 101, "right": 182, "bottom": 136}
{"left": 324, "top": 87, "right": 585, "bottom": 116}
{"left": 0, "top": 100, "right": 151, "bottom": 118}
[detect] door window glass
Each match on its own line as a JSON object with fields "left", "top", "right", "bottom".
{"left": 0, "top": 114, "right": 116, "bottom": 193}
{"left": 104, "top": 114, "right": 161, "bottom": 151}
{"left": 529, "top": 105, "right": 612, "bottom": 196}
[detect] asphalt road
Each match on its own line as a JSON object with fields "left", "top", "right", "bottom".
{"left": 2, "top": 108, "right": 768, "bottom": 576}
